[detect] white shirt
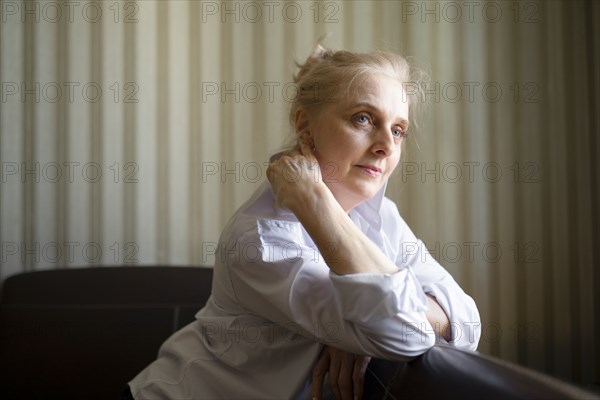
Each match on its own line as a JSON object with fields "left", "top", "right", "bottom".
{"left": 129, "top": 180, "right": 481, "bottom": 399}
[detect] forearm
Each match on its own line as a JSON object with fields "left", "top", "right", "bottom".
{"left": 291, "top": 185, "right": 397, "bottom": 275}
{"left": 425, "top": 294, "right": 452, "bottom": 341}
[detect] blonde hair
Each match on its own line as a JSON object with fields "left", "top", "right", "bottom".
{"left": 285, "top": 43, "right": 428, "bottom": 150}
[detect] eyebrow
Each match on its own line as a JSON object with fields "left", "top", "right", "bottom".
{"left": 348, "top": 102, "right": 409, "bottom": 125}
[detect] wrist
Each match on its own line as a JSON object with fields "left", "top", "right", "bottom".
{"left": 289, "top": 181, "right": 335, "bottom": 217}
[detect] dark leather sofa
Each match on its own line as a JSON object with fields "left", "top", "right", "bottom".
{"left": 0, "top": 266, "right": 597, "bottom": 400}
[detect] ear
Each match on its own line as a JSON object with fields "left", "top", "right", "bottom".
{"left": 294, "top": 108, "right": 313, "bottom": 145}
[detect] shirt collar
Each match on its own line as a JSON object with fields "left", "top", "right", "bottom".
{"left": 349, "top": 181, "right": 386, "bottom": 232}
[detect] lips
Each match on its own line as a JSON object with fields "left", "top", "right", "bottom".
{"left": 356, "top": 165, "right": 382, "bottom": 177}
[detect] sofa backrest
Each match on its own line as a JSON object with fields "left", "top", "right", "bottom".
{"left": 0, "top": 266, "right": 213, "bottom": 400}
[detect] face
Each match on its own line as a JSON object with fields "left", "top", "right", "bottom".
{"left": 299, "top": 73, "right": 409, "bottom": 212}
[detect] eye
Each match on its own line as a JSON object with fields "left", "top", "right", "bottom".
{"left": 392, "top": 121, "right": 410, "bottom": 138}
{"left": 353, "top": 112, "right": 372, "bottom": 125}
{"left": 392, "top": 126, "right": 408, "bottom": 138}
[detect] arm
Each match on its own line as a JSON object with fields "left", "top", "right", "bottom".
{"left": 389, "top": 207, "right": 481, "bottom": 349}
{"left": 289, "top": 183, "right": 398, "bottom": 275}
{"left": 293, "top": 190, "right": 457, "bottom": 345}
{"left": 425, "top": 294, "right": 452, "bottom": 341}
{"left": 293, "top": 185, "right": 452, "bottom": 340}
{"left": 266, "top": 146, "right": 397, "bottom": 276}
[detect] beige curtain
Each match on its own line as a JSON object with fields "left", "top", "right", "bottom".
{"left": 1, "top": 0, "right": 598, "bottom": 389}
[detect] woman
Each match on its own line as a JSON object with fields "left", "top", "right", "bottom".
{"left": 127, "top": 45, "right": 481, "bottom": 399}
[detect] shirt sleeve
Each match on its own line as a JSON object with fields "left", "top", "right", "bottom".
{"left": 223, "top": 217, "right": 436, "bottom": 361}
{"left": 390, "top": 209, "right": 482, "bottom": 351}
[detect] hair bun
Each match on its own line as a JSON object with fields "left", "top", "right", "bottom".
{"left": 293, "top": 43, "right": 336, "bottom": 84}
{"left": 312, "top": 43, "right": 335, "bottom": 60}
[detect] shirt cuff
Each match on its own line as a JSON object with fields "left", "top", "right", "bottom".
{"left": 329, "top": 267, "right": 428, "bottom": 324}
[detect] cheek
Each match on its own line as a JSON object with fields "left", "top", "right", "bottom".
{"left": 320, "top": 161, "right": 340, "bottom": 182}
{"left": 387, "top": 152, "right": 402, "bottom": 174}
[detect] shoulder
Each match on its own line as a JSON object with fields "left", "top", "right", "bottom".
{"left": 229, "top": 182, "right": 306, "bottom": 243}
{"left": 229, "top": 213, "right": 305, "bottom": 250}
{"left": 218, "top": 185, "right": 313, "bottom": 265}
{"left": 220, "top": 182, "right": 301, "bottom": 237}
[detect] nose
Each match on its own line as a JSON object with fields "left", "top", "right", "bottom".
{"left": 371, "top": 126, "right": 396, "bottom": 157}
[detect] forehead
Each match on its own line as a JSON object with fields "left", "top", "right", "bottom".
{"left": 339, "top": 73, "right": 409, "bottom": 118}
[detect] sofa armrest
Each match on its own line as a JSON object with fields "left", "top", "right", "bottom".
{"left": 363, "top": 344, "right": 598, "bottom": 399}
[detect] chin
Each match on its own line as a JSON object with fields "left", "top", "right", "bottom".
{"left": 328, "top": 182, "right": 382, "bottom": 208}
{"left": 355, "top": 184, "right": 382, "bottom": 200}
{"left": 347, "top": 188, "right": 380, "bottom": 207}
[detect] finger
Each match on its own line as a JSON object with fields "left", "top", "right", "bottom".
{"left": 299, "top": 140, "right": 318, "bottom": 162}
{"left": 352, "top": 356, "right": 371, "bottom": 400}
{"left": 266, "top": 157, "right": 289, "bottom": 183}
{"left": 328, "top": 350, "right": 342, "bottom": 400}
{"left": 311, "top": 349, "right": 330, "bottom": 400}
{"left": 337, "top": 353, "right": 354, "bottom": 400}
{"left": 287, "top": 148, "right": 302, "bottom": 158}
{"left": 266, "top": 162, "right": 275, "bottom": 183}
{"left": 298, "top": 145, "right": 321, "bottom": 181}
